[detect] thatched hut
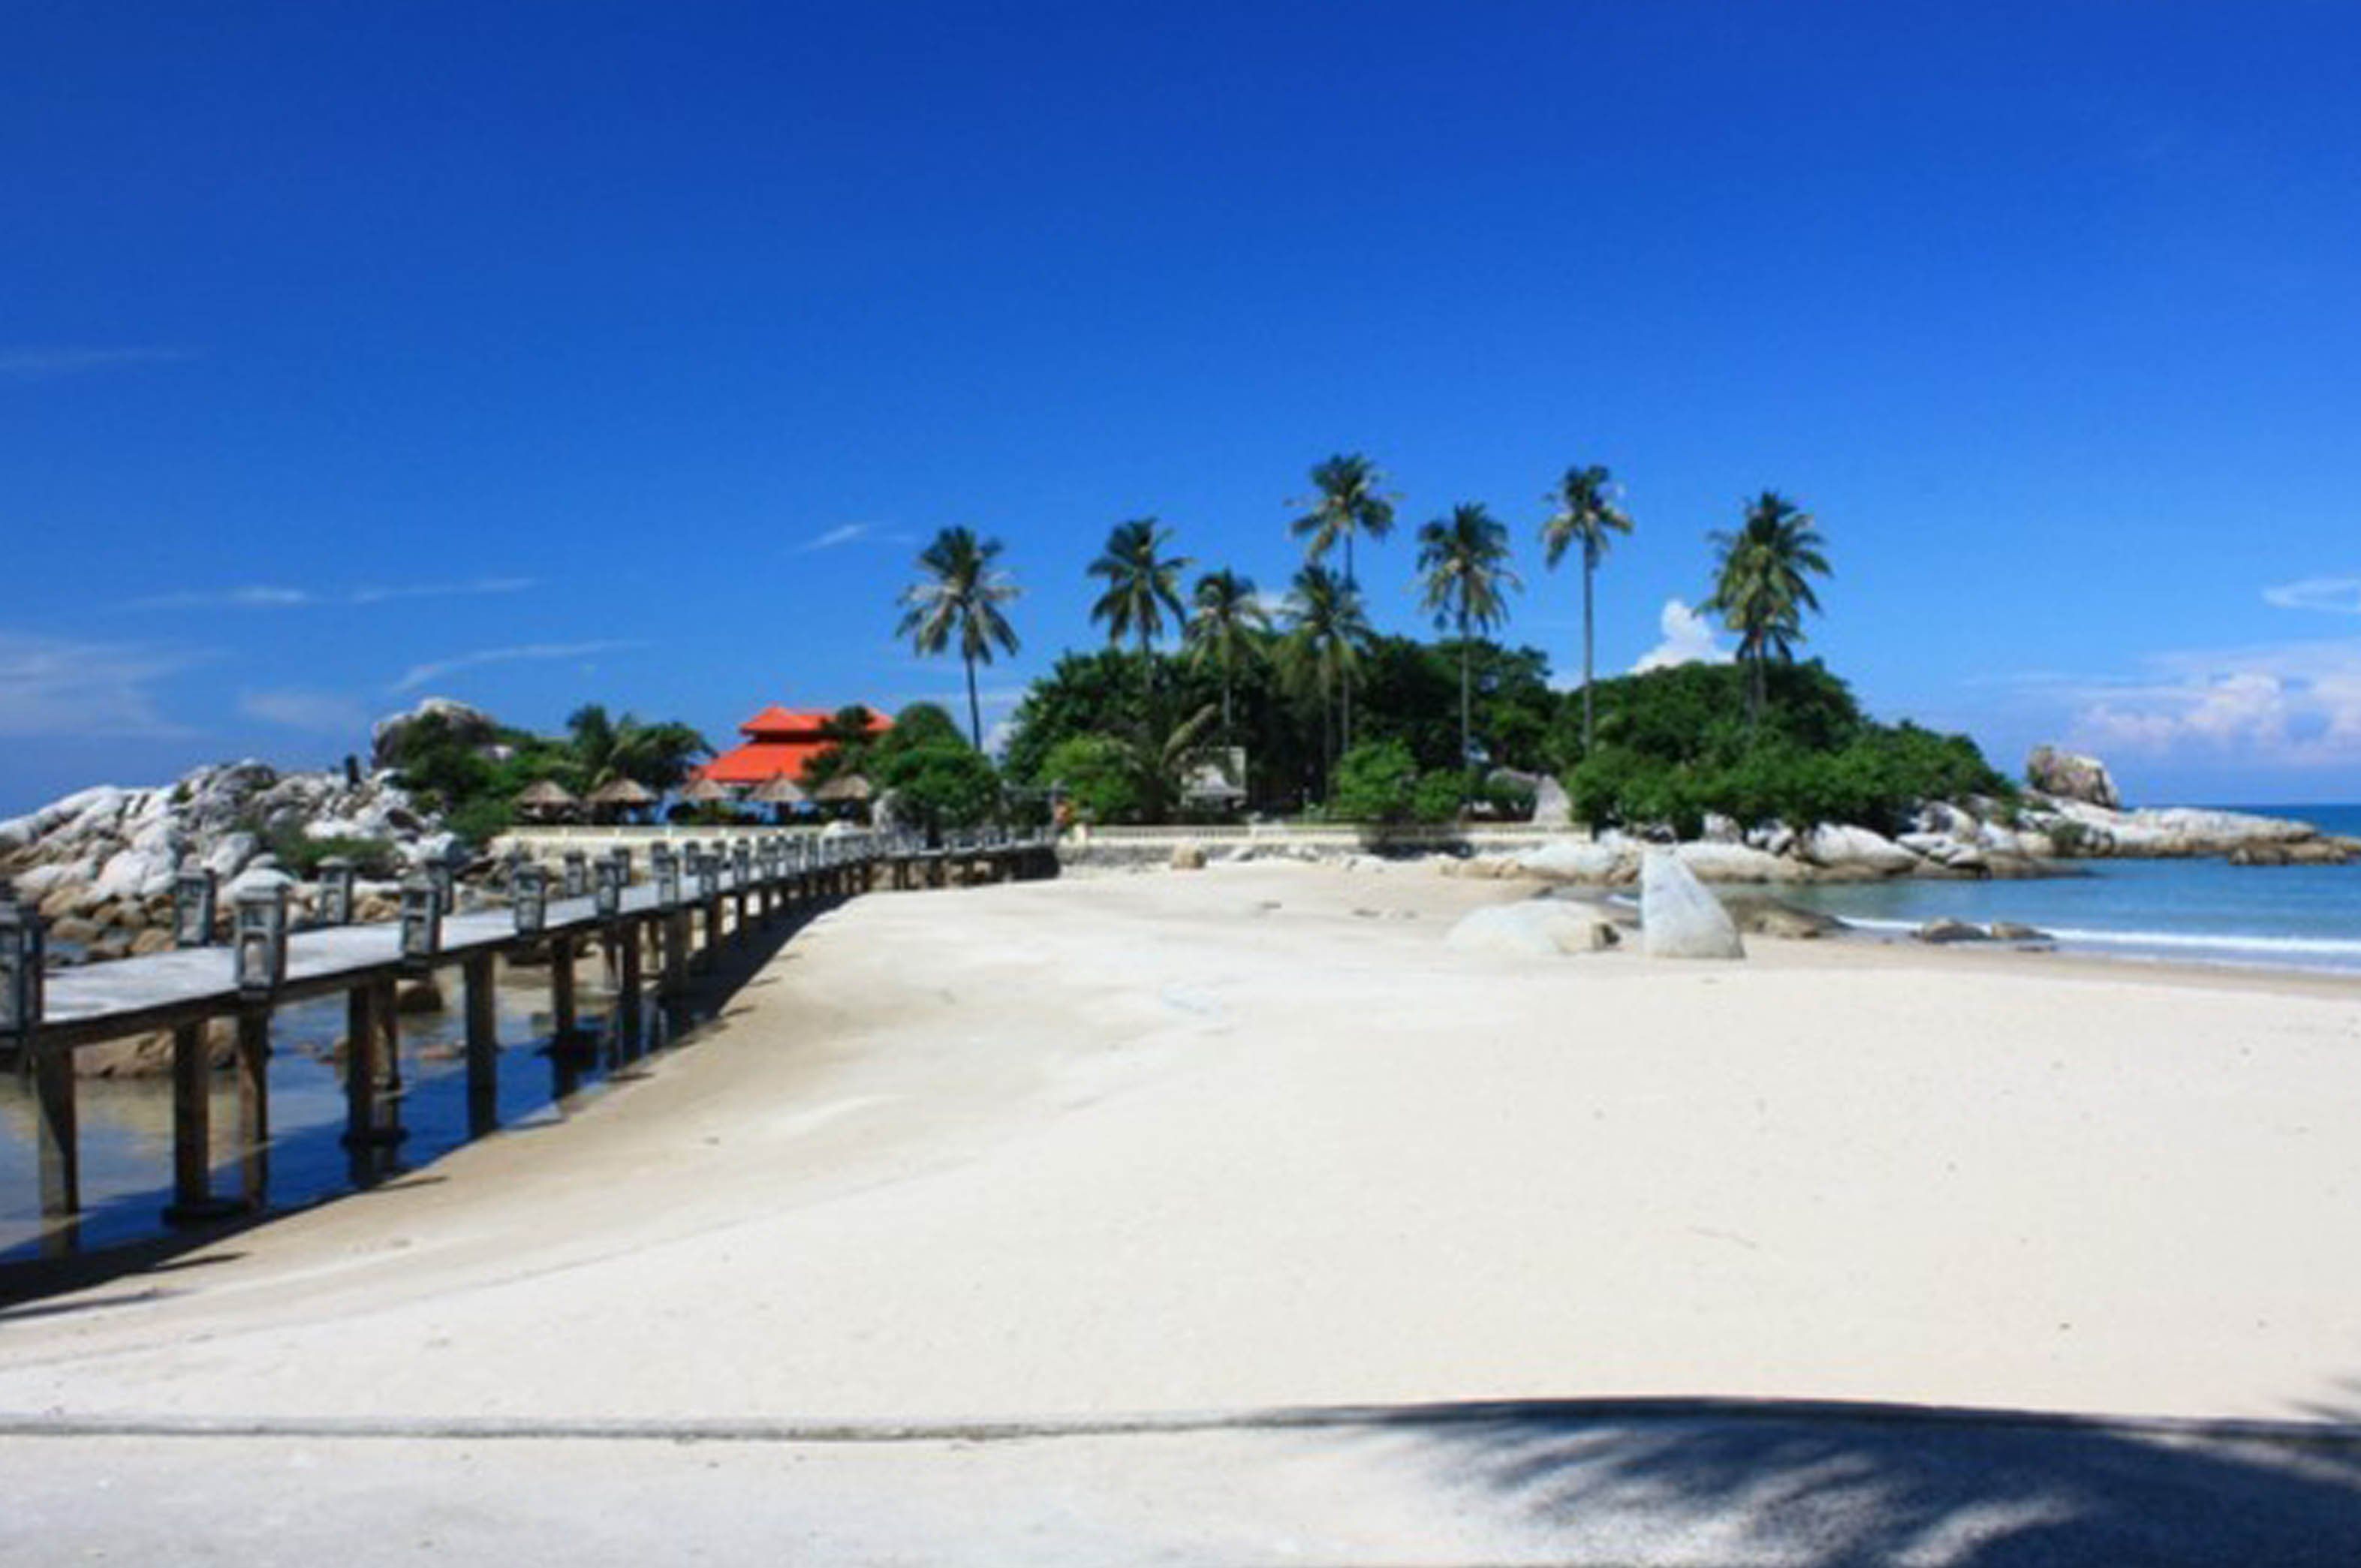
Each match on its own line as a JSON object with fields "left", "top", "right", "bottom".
{"left": 513, "top": 778, "right": 583, "bottom": 823}
{"left": 587, "top": 776, "right": 655, "bottom": 824}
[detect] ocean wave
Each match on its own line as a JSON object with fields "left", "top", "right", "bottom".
{"left": 1839, "top": 915, "right": 2361, "bottom": 960}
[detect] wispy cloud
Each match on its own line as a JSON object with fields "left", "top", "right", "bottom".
{"left": 2048, "top": 636, "right": 2361, "bottom": 766}
{"left": 1630, "top": 597, "right": 1730, "bottom": 674}
{"left": 0, "top": 631, "right": 204, "bottom": 739}
{"left": 391, "top": 640, "right": 643, "bottom": 694}
{"left": 239, "top": 688, "right": 369, "bottom": 736}
{"left": 2262, "top": 576, "right": 2361, "bottom": 615}
{"left": 0, "top": 345, "right": 197, "bottom": 381}
{"left": 122, "top": 577, "right": 536, "bottom": 612}
{"left": 792, "top": 522, "right": 873, "bottom": 555}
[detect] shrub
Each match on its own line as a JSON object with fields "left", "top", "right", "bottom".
{"left": 1042, "top": 734, "right": 1148, "bottom": 824}
{"left": 1331, "top": 741, "right": 1421, "bottom": 823}
{"left": 878, "top": 742, "right": 1002, "bottom": 835}
{"left": 1411, "top": 770, "right": 1465, "bottom": 824}
{"left": 265, "top": 828, "right": 401, "bottom": 879}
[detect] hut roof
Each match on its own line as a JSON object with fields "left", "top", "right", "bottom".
{"left": 812, "top": 772, "right": 873, "bottom": 803}
{"left": 513, "top": 778, "right": 581, "bottom": 808}
{"left": 587, "top": 776, "right": 655, "bottom": 805}
{"left": 751, "top": 775, "right": 809, "bottom": 805}
{"left": 680, "top": 777, "right": 734, "bottom": 804}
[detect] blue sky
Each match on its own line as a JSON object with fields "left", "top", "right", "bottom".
{"left": 6, "top": 1, "right": 2360, "bottom": 813}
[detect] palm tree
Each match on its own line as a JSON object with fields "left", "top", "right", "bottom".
{"left": 1417, "top": 503, "right": 1521, "bottom": 782}
{"left": 1290, "top": 453, "right": 1395, "bottom": 749}
{"left": 567, "top": 703, "right": 711, "bottom": 792}
{"left": 898, "top": 525, "right": 1022, "bottom": 748}
{"left": 1278, "top": 563, "right": 1373, "bottom": 797}
{"left": 1540, "top": 463, "right": 1635, "bottom": 754}
{"left": 1086, "top": 517, "right": 1190, "bottom": 713}
{"left": 1183, "top": 569, "right": 1270, "bottom": 739}
{"left": 1703, "top": 491, "right": 1831, "bottom": 728}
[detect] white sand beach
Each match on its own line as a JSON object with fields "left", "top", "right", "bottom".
{"left": 4, "top": 862, "right": 2359, "bottom": 1432}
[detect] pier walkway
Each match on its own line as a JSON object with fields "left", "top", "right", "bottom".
{"left": 3, "top": 828, "right": 1056, "bottom": 1249}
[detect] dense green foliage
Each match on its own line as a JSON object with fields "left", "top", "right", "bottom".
{"left": 1327, "top": 741, "right": 1466, "bottom": 825}
{"left": 384, "top": 705, "right": 712, "bottom": 847}
{"left": 1551, "top": 661, "right": 2010, "bottom": 837}
{"left": 876, "top": 742, "right": 1002, "bottom": 836}
{"left": 264, "top": 826, "right": 401, "bottom": 879}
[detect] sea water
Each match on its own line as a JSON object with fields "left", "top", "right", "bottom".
{"left": 0, "top": 977, "right": 664, "bottom": 1262}
{"left": 1776, "top": 805, "right": 2361, "bottom": 976}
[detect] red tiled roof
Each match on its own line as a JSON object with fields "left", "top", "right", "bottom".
{"left": 697, "top": 740, "right": 842, "bottom": 785}
{"left": 736, "top": 705, "right": 892, "bottom": 739}
{"left": 694, "top": 703, "right": 894, "bottom": 787}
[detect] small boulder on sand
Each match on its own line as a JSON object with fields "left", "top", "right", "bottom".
{"left": 1915, "top": 918, "right": 1988, "bottom": 944}
{"left": 1445, "top": 901, "right": 1617, "bottom": 958}
{"left": 1169, "top": 843, "right": 1206, "bottom": 871}
{"left": 1640, "top": 848, "right": 1745, "bottom": 959}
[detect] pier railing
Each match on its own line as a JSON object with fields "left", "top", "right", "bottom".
{"left": 1, "top": 827, "right": 1057, "bottom": 1252}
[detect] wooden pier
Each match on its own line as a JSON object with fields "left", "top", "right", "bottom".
{"left": 2, "top": 828, "right": 1056, "bottom": 1244}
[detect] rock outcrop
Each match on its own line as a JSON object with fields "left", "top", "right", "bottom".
{"left": 2026, "top": 745, "right": 2120, "bottom": 809}
{"left": 1640, "top": 848, "right": 1745, "bottom": 959}
{"left": 370, "top": 696, "right": 498, "bottom": 771}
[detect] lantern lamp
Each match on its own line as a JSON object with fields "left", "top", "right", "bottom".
{"left": 233, "top": 883, "right": 291, "bottom": 1001}
{"left": 173, "top": 868, "right": 218, "bottom": 949}
{"left": 399, "top": 876, "right": 443, "bottom": 970}
{"left": 512, "top": 864, "right": 548, "bottom": 936}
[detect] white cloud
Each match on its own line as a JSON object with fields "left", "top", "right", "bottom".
{"left": 791, "top": 523, "right": 872, "bottom": 555}
{"left": 239, "top": 689, "right": 369, "bottom": 736}
{"left": 2058, "top": 637, "right": 2361, "bottom": 766}
{"left": 391, "top": 640, "right": 643, "bottom": 694}
{"left": 123, "top": 578, "right": 535, "bottom": 612}
{"left": 2262, "top": 576, "right": 2361, "bottom": 615}
{"left": 0, "top": 631, "right": 203, "bottom": 738}
{"left": 1631, "top": 598, "right": 1730, "bottom": 673}
{"left": 0, "top": 345, "right": 196, "bottom": 380}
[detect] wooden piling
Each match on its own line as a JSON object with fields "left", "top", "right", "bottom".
{"left": 550, "top": 937, "right": 577, "bottom": 1040}
{"left": 464, "top": 951, "right": 497, "bottom": 1134}
{"left": 612, "top": 922, "right": 643, "bottom": 1056}
{"left": 168, "top": 1019, "right": 213, "bottom": 1218}
{"left": 236, "top": 1006, "right": 270, "bottom": 1207}
{"left": 33, "top": 1045, "right": 77, "bottom": 1218}
{"left": 343, "top": 983, "right": 378, "bottom": 1150}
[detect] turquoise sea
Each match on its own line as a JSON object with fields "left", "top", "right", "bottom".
{"left": 1776, "top": 805, "right": 2361, "bottom": 976}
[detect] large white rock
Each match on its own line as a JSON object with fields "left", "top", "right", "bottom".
{"left": 2026, "top": 745, "right": 2120, "bottom": 809}
{"left": 1676, "top": 841, "right": 1809, "bottom": 883}
{"left": 203, "top": 832, "right": 260, "bottom": 882}
{"left": 1640, "top": 848, "right": 1745, "bottom": 959}
{"left": 91, "top": 845, "right": 179, "bottom": 901}
{"left": 1529, "top": 775, "right": 1573, "bottom": 829}
{"left": 1444, "top": 900, "right": 1612, "bottom": 958}
{"left": 1800, "top": 823, "right": 1921, "bottom": 876}
{"left": 1516, "top": 840, "right": 1632, "bottom": 883}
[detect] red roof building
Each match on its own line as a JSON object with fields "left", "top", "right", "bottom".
{"left": 695, "top": 705, "right": 892, "bottom": 787}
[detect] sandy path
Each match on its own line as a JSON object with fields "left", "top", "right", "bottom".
{"left": 3, "top": 863, "right": 2359, "bottom": 1427}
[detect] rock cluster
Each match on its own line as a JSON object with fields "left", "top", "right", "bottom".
{"left": 1, "top": 754, "right": 447, "bottom": 968}
{"left": 2025, "top": 745, "right": 2121, "bottom": 809}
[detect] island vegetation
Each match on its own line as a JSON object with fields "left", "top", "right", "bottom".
{"left": 881, "top": 452, "right": 2011, "bottom": 839}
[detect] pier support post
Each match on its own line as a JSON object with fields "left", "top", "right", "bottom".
{"left": 703, "top": 898, "right": 723, "bottom": 962}
{"left": 464, "top": 952, "right": 498, "bottom": 1135}
{"left": 167, "top": 1019, "right": 221, "bottom": 1221}
{"left": 236, "top": 1006, "right": 270, "bottom": 1208}
{"left": 550, "top": 938, "right": 577, "bottom": 1042}
{"left": 33, "top": 1045, "right": 77, "bottom": 1219}
{"left": 343, "top": 983, "right": 378, "bottom": 1153}
{"left": 612, "top": 923, "right": 643, "bottom": 1058}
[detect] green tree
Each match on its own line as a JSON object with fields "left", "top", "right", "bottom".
{"left": 1539, "top": 463, "right": 1635, "bottom": 755}
{"left": 898, "top": 525, "right": 1022, "bottom": 748}
{"left": 1415, "top": 502, "right": 1521, "bottom": 785}
{"left": 1183, "top": 568, "right": 1269, "bottom": 739}
{"left": 1703, "top": 492, "right": 1832, "bottom": 727}
{"left": 1086, "top": 517, "right": 1190, "bottom": 712}
{"left": 875, "top": 742, "right": 1001, "bottom": 840}
{"left": 1278, "top": 564, "right": 1374, "bottom": 797}
{"left": 1289, "top": 453, "right": 1395, "bottom": 748}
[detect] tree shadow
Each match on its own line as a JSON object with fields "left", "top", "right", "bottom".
{"left": 1354, "top": 1395, "right": 2361, "bottom": 1564}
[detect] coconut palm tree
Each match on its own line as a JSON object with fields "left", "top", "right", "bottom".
{"left": 1540, "top": 463, "right": 1635, "bottom": 754}
{"left": 1182, "top": 569, "right": 1270, "bottom": 739}
{"left": 1703, "top": 491, "right": 1831, "bottom": 728}
{"left": 1278, "top": 563, "right": 1373, "bottom": 797}
{"left": 1417, "top": 503, "right": 1522, "bottom": 781}
{"left": 898, "top": 525, "right": 1022, "bottom": 748}
{"left": 1290, "top": 453, "right": 1395, "bottom": 749}
{"left": 1086, "top": 518, "right": 1191, "bottom": 714}
{"left": 566, "top": 703, "right": 711, "bottom": 792}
